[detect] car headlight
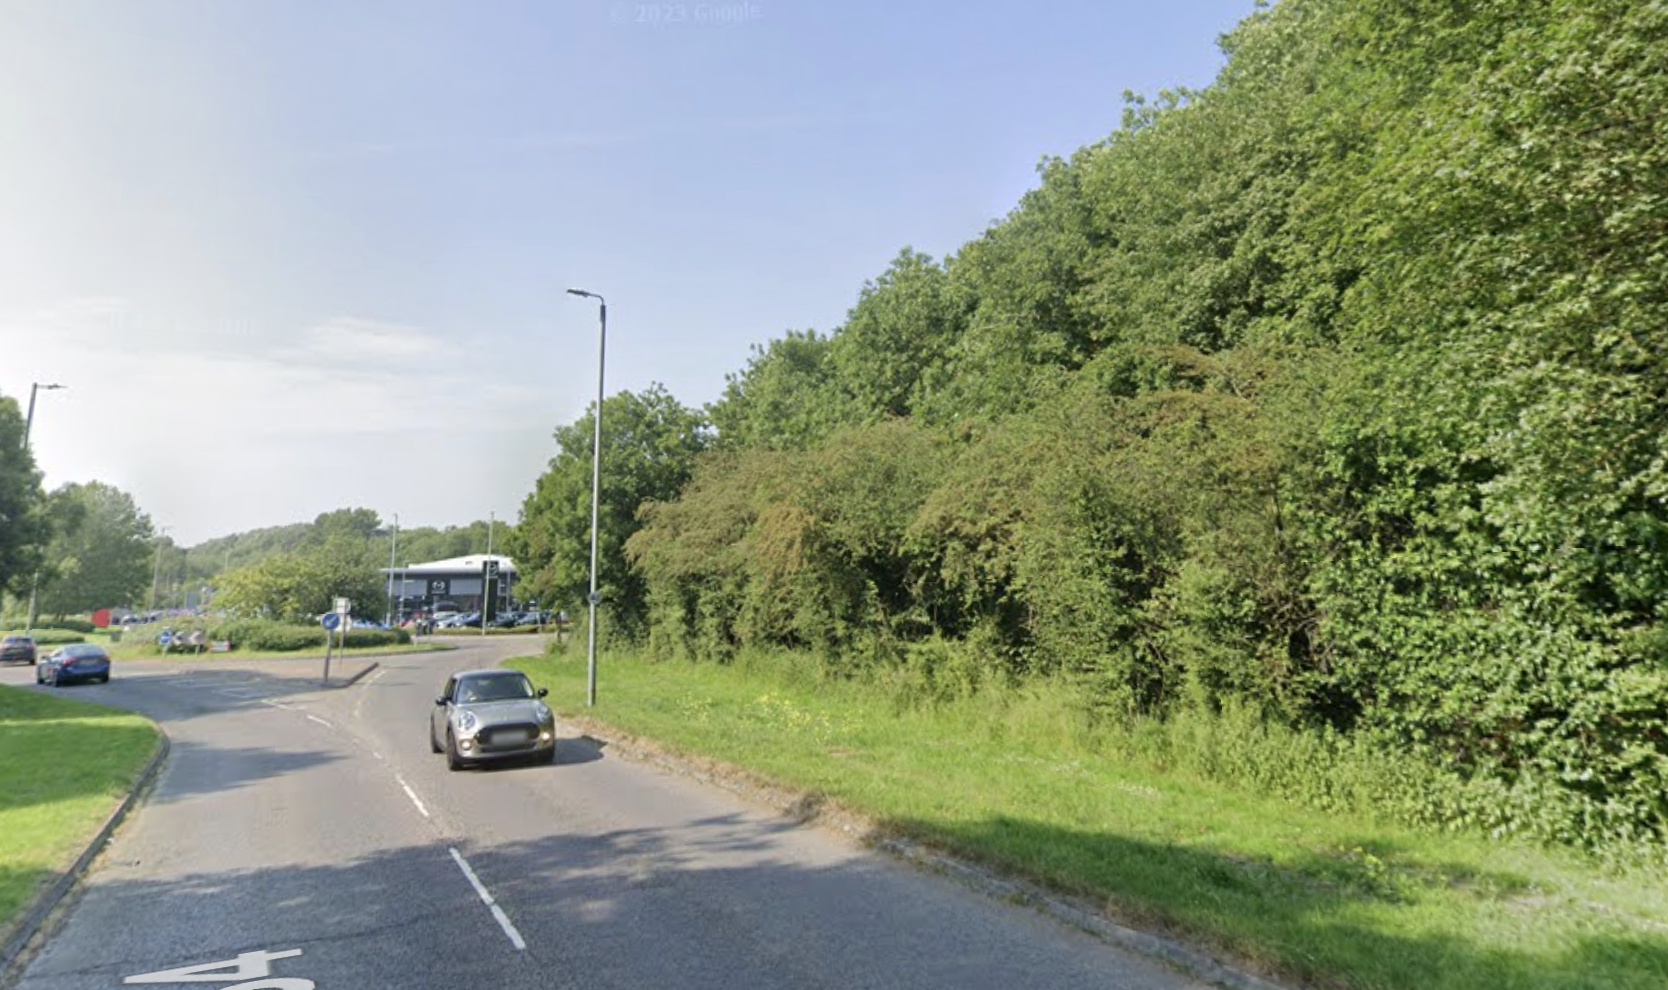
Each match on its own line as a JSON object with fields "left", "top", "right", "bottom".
{"left": 454, "top": 710, "right": 479, "bottom": 734}
{"left": 534, "top": 703, "right": 552, "bottom": 723}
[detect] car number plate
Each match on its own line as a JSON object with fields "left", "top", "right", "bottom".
{"left": 492, "top": 728, "right": 531, "bottom": 744}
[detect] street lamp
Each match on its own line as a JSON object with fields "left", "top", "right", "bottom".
{"left": 149, "top": 527, "right": 170, "bottom": 615}
{"left": 566, "top": 287, "right": 606, "bottom": 707}
{"left": 21, "top": 382, "right": 65, "bottom": 452}
{"left": 22, "top": 382, "right": 65, "bottom": 633}
{"left": 385, "top": 513, "right": 399, "bottom": 627}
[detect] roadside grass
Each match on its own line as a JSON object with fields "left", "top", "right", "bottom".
{"left": 0, "top": 685, "right": 159, "bottom": 942}
{"left": 510, "top": 651, "right": 1668, "bottom": 990}
{"left": 99, "top": 640, "right": 447, "bottom": 663}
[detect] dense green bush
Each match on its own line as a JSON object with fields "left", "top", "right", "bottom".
{"left": 20, "top": 629, "right": 85, "bottom": 646}
{"left": 122, "top": 618, "right": 409, "bottom": 654}
{"left": 38, "top": 618, "right": 95, "bottom": 634}
{"left": 610, "top": 0, "right": 1668, "bottom": 855}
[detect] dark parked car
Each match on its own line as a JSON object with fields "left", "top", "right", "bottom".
{"left": 0, "top": 634, "right": 36, "bottom": 665}
{"left": 429, "top": 668, "right": 556, "bottom": 770}
{"left": 36, "top": 643, "right": 112, "bottom": 686}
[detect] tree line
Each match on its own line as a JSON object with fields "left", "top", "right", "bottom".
{"left": 0, "top": 435, "right": 499, "bottom": 624}
{"left": 507, "top": 0, "right": 1668, "bottom": 851}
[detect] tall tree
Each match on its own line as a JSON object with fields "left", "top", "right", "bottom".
{"left": 0, "top": 392, "right": 52, "bottom": 600}
{"left": 510, "top": 384, "right": 709, "bottom": 634}
{"left": 36, "top": 482, "right": 154, "bottom": 616}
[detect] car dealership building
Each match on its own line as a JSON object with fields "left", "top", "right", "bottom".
{"left": 382, "top": 554, "right": 519, "bottom": 618}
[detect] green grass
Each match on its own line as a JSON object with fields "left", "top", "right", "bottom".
{"left": 0, "top": 685, "right": 159, "bottom": 941}
{"left": 100, "top": 640, "right": 448, "bottom": 663}
{"left": 510, "top": 651, "right": 1668, "bottom": 990}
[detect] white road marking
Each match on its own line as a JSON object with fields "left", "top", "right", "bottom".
{"left": 262, "top": 699, "right": 296, "bottom": 711}
{"left": 306, "top": 714, "right": 333, "bottom": 728}
{"left": 124, "top": 947, "right": 303, "bottom": 982}
{"left": 396, "top": 776, "right": 430, "bottom": 818}
{"left": 352, "top": 667, "right": 387, "bottom": 719}
{"left": 449, "top": 848, "right": 527, "bottom": 951}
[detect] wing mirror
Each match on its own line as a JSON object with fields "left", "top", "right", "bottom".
{"left": 537, "top": 687, "right": 549, "bottom": 698}
{"left": 435, "top": 696, "right": 448, "bottom": 706}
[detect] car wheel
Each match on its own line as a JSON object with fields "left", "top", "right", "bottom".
{"left": 445, "top": 730, "right": 465, "bottom": 772}
{"left": 429, "top": 724, "right": 442, "bottom": 754}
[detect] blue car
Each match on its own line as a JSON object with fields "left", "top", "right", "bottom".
{"left": 37, "top": 643, "right": 112, "bottom": 686}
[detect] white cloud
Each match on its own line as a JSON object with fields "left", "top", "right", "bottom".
{"left": 0, "top": 303, "right": 560, "bottom": 544}
{"left": 279, "top": 316, "right": 447, "bottom": 366}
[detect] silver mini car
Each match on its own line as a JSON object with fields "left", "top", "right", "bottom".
{"left": 430, "top": 668, "right": 557, "bottom": 770}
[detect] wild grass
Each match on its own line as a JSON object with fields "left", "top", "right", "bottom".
{"left": 510, "top": 648, "right": 1668, "bottom": 990}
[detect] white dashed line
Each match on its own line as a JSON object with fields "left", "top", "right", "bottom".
{"left": 306, "top": 714, "right": 334, "bottom": 728}
{"left": 449, "top": 848, "right": 526, "bottom": 951}
{"left": 396, "top": 776, "right": 430, "bottom": 818}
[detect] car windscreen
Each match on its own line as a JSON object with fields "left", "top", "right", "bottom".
{"left": 459, "top": 675, "right": 533, "bottom": 702}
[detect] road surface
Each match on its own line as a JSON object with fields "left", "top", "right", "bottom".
{"left": 1, "top": 638, "right": 1208, "bottom": 990}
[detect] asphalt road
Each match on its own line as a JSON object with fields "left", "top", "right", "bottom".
{"left": 2, "top": 638, "right": 1209, "bottom": 990}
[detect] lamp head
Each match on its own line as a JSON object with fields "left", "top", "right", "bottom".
{"left": 566, "top": 288, "right": 593, "bottom": 299}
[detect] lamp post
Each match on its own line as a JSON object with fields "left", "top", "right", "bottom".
{"left": 22, "top": 383, "right": 65, "bottom": 633}
{"left": 149, "top": 527, "right": 170, "bottom": 615}
{"left": 481, "top": 511, "right": 498, "bottom": 636}
{"left": 566, "top": 287, "right": 606, "bottom": 708}
{"left": 385, "top": 513, "right": 399, "bottom": 627}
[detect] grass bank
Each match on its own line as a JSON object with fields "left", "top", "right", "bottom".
{"left": 0, "top": 685, "right": 159, "bottom": 942}
{"left": 509, "top": 650, "right": 1668, "bottom": 990}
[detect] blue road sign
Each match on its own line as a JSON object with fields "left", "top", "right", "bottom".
{"left": 321, "top": 613, "right": 341, "bottom": 631}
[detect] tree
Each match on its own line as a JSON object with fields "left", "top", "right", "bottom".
{"left": 308, "top": 508, "right": 382, "bottom": 546}
{"left": 35, "top": 482, "right": 154, "bottom": 616}
{"left": 509, "top": 384, "right": 710, "bottom": 635}
{"left": 216, "top": 540, "right": 384, "bottom": 621}
{"left": 0, "top": 392, "right": 52, "bottom": 600}
{"left": 829, "top": 248, "right": 967, "bottom": 421}
{"left": 708, "top": 330, "right": 849, "bottom": 451}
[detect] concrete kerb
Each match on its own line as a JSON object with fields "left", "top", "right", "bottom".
{"left": 561, "top": 714, "right": 1295, "bottom": 990}
{"left": 0, "top": 726, "right": 171, "bottom": 984}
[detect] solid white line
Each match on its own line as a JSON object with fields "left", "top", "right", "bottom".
{"left": 307, "top": 714, "right": 333, "bottom": 728}
{"left": 398, "top": 778, "right": 430, "bottom": 818}
{"left": 449, "top": 847, "right": 526, "bottom": 951}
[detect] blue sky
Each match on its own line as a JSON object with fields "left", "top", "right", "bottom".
{"left": 1, "top": 0, "right": 1256, "bottom": 545}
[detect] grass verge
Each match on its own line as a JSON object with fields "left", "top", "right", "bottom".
{"left": 99, "top": 640, "right": 448, "bottom": 663}
{"left": 509, "top": 651, "right": 1668, "bottom": 990}
{"left": 0, "top": 685, "right": 159, "bottom": 943}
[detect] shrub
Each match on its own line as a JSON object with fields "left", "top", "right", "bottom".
{"left": 39, "top": 618, "right": 95, "bottom": 634}
{"left": 24, "top": 629, "right": 85, "bottom": 646}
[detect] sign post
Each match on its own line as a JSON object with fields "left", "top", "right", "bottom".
{"left": 323, "top": 597, "right": 351, "bottom": 684}
{"left": 321, "top": 612, "right": 340, "bottom": 683}
{"left": 481, "top": 559, "right": 499, "bottom": 636}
